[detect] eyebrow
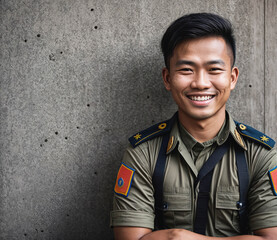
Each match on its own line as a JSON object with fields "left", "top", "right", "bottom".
{"left": 175, "top": 59, "right": 226, "bottom": 67}
{"left": 205, "top": 60, "right": 226, "bottom": 66}
{"left": 175, "top": 60, "right": 196, "bottom": 67}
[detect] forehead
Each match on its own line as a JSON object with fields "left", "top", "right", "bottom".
{"left": 171, "top": 37, "right": 232, "bottom": 64}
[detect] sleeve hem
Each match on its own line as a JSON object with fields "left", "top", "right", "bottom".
{"left": 110, "top": 210, "right": 155, "bottom": 229}
{"left": 249, "top": 213, "right": 277, "bottom": 231}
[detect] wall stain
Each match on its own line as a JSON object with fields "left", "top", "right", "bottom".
{"left": 49, "top": 53, "right": 55, "bottom": 61}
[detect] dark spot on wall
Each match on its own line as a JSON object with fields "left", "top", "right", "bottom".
{"left": 37, "top": 34, "right": 41, "bottom": 37}
{"left": 41, "top": 230, "right": 44, "bottom": 233}
{"left": 60, "top": 51, "right": 63, "bottom": 54}
{"left": 24, "top": 39, "right": 27, "bottom": 42}
{"left": 87, "top": 104, "right": 90, "bottom": 107}
{"left": 67, "top": 214, "right": 70, "bottom": 217}
{"left": 94, "top": 171, "right": 98, "bottom": 175}
{"left": 49, "top": 53, "right": 55, "bottom": 61}
{"left": 91, "top": 8, "right": 94, "bottom": 11}
{"left": 65, "top": 137, "right": 68, "bottom": 140}
{"left": 76, "top": 126, "right": 79, "bottom": 129}
{"left": 45, "top": 139, "right": 48, "bottom": 142}
{"left": 147, "top": 96, "right": 150, "bottom": 99}
{"left": 40, "top": 144, "right": 43, "bottom": 147}
{"left": 55, "top": 131, "right": 58, "bottom": 135}
{"left": 249, "top": 84, "right": 252, "bottom": 88}
{"left": 94, "top": 26, "right": 98, "bottom": 29}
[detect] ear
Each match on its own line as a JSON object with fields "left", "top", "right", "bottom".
{"left": 230, "top": 66, "right": 239, "bottom": 90}
{"left": 162, "top": 67, "right": 171, "bottom": 91}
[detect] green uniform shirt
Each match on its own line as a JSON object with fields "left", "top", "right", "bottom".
{"left": 110, "top": 112, "right": 277, "bottom": 236}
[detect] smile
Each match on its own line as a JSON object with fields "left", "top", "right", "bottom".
{"left": 187, "top": 95, "right": 214, "bottom": 101}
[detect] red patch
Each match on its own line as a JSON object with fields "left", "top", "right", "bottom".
{"left": 114, "top": 163, "right": 135, "bottom": 197}
{"left": 269, "top": 166, "right": 277, "bottom": 196}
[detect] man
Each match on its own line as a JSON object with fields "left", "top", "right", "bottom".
{"left": 110, "top": 13, "right": 277, "bottom": 239}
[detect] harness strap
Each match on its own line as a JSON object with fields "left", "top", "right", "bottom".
{"left": 235, "top": 144, "right": 249, "bottom": 234}
{"left": 153, "top": 132, "right": 170, "bottom": 229}
{"left": 152, "top": 113, "right": 177, "bottom": 229}
{"left": 153, "top": 131, "right": 249, "bottom": 234}
{"left": 193, "top": 138, "right": 231, "bottom": 234}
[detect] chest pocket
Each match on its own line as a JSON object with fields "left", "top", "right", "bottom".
{"left": 215, "top": 191, "right": 240, "bottom": 234}
{"left": 162, "top": 191, "right": 192, "bottom": 230}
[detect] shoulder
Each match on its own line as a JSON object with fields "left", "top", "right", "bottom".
{"left": 235, "top": 121, "right": 275, "bottom": 150}
{"left": 128, "top": 112, "right": 178, "bottom": 148}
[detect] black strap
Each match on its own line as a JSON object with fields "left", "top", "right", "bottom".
{"left": 153, "top": 132, "right": 170, "bottom": 229}
{"left": 152, "top": 113, "right": 177, "bottom": 229}
{"left": 193, "top": 170, "right": 214, "bottom": 234}
{"left": 195, "top": 138, "right": 231, "bottom": 187}
{"left": 235, "top": 144, "right": 249, "bottom": 234}
{"left": 194, "top": 138, "right": 231, "bottom": 234}
{"left": 153, "top": 126, "right": 249, "bottom": 234}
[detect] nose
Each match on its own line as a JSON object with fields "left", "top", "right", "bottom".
{"left": 190, "top": 71, "right": 212, "bottom": 89}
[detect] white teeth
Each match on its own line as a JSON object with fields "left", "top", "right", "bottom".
{"left": 190, "top": 96, "right": 213, "bottom": 101}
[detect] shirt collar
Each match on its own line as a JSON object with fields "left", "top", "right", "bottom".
{"left": 178, "top": 123, "right": 198, "bottom": 152}
{"left": 166, "top": 111, "right": 247, "bottom": 154}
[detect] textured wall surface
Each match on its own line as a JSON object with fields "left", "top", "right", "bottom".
{"left": 0, "top": 0, "right": 276, "bottom": 239}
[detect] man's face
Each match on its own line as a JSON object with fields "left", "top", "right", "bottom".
{"left": 163, "top": 36, "right": 239, "bottom": 122}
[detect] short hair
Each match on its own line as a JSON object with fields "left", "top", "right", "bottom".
{"left": 161, "top": 13, "right": 236, "bottom": 69}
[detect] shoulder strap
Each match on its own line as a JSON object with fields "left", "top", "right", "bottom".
{"left": 235, "top": 121, "right": 275, "bottom": 149}
{"left": 129, "top": 112, "right": 178, "bottom": 148}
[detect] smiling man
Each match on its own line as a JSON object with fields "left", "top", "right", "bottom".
{"left": 110, "top": 13, "right": 277, "bottom": 240}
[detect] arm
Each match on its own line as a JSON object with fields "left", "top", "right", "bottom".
{"left": 113, "top": 227, "right": 151, "bottom": 240}
{"left": 114, "top": 227, "right": 277, "bottom": 240}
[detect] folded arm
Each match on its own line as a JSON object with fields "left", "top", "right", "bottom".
{"left": 114, "top": 227, "right": 277, "bottom": 240}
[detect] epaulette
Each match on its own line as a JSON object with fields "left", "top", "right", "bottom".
{"left": 235, "top": 121, "right": 275, "bottom": 149}
{"left": 129, "top": 112, "right": 178, "bottom": 148}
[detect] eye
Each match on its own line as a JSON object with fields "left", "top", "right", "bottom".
{"left": 209, "top": 68, "right": 224, "bottom": 74}
{"left": 178, "top": 68, "right": 193, "bottom": 74}
{"left": 209, "top": 68, "right": 221, "bottom": 71}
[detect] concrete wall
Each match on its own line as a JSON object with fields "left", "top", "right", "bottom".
{"left": 0, "top": 0, "right": 276, "bottom": 239}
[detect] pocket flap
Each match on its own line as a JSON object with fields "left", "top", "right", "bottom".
{"left": 216, "top": 192, "right": 239, "bottom": 210}
{"left": 163, "top": 193, "right": 191, "bottom": 211}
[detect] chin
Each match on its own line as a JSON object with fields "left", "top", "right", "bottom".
{"left": 189, "top": 113, "right": 213, "bottom": 120}
{"left": 181, "top": 109, "right": 222, "bottom": 121}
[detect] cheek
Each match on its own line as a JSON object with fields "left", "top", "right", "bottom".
{"left": 211, "top": 76, "right": 232, "bottom": 91}
{"left": 170, "top": 75, "right": 191, "bottom": 90}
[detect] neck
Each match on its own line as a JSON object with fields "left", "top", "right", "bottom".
{"left": 178, "top": 111, "right": 226, "bottom": 143}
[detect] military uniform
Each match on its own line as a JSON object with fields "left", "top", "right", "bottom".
{"left": 110, "top": 112, "right": 277, "bottom": 237}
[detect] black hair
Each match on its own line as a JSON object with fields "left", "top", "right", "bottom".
{"left": 161, "top": 13, "right": 236, "bottom": 69}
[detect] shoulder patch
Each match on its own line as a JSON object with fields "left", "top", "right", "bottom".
{"left": 235, "top": 121, "right": 275, "bottom": 149}
{"left": 129, "top": 112, "right": 178, "bottom": 148}
{"left": 269, "top": 166, "right": 277, "bottom": 196}
{"left": 114, "top": 163, "right": 135, "bottom": 197}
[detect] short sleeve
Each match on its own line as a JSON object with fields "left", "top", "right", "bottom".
{"left": 247, "top": 147, "right": 277, "bottom": 231}
{"left": 110, "top": 143, "right": 157, "bottom": 229}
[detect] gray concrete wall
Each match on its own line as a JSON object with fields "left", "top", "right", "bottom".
{"left": 0, "top": 0, "right": 276, "bottom": 239}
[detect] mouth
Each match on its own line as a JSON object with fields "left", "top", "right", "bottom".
{"left": 186, "top": 95, "right": 215, "bottom": 101}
